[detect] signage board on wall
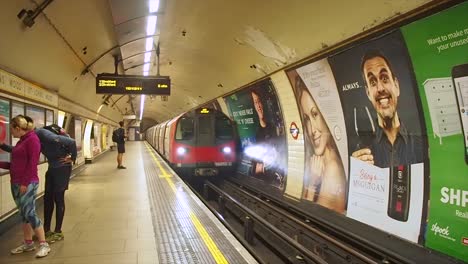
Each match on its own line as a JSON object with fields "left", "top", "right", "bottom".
{"left": 401, "top": 2, "right": 468, "bottom": 261}
{"left": 96, "top": 74, "right": 170, "bottom": 95}
{"left": 223, "top": 79, "right": 288, "bottom": 190}
{"left": 280, "top": 2, "right": 468, "bottom": 262}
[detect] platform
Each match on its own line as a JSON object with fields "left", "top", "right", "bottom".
{"left": 0, "top": 141, "right": 257, "bottom": 264}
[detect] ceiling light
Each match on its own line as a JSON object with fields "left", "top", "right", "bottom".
{"left": 149, "top": 0, "right": 160, "bottom": 12}
{"left": 146, "top": 16, "right": 157, "bottom": 35}
{"left": 143, "top": 63, "right": 150, "bottom": 72}
{"left": 144, "top": 52, "right": 151, "bottom": 63}
{"left": 145, "top": 37, "right": 153, "bottom": 51}
{"left": 143, "top": 71, "right": 149, "bottom": 76}
{"left": 139, "top": 95, "right": 146, "bottom": 120}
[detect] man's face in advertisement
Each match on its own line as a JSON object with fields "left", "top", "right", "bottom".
{"left": 363, "top": 56, "right": 400, "bottom": 122}
{"left": 251, "top": 91, "right": 264, "bottom": 120}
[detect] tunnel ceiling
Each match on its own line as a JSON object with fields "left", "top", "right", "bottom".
{"left": 0, "top": 0, "right": 434, "bottom": 123}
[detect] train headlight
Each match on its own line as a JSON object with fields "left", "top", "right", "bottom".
{"left": 177, "top": 147, "right": 187, "bottom": 155}
{"left": 222, "top": 146, "right": 232, "bottom": 154}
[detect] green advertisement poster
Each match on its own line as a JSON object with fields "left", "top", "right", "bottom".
{"left": 402, "top": 2, "right": 468, "bottom": 261}
{"left": 224, "top": 80, "right": 288, "bottom": 189}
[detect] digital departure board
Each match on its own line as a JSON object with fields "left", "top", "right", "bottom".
{"left": 96, "top": 74, "right": 170, "bottom": 95}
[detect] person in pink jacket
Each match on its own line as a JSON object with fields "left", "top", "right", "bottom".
{"left": 0, "top": 115, "right": 50, "bottom": 258}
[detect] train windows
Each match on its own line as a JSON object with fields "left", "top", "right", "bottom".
{"left": 198, "top": 116, "right": 212, "bottom": 145}
{"left": 215, "top": 116, "right": 233, "bottom": 140}
{"left": 198, "top": 116, "right": 211, "bottom": 135}
{"left": 176, "top": 117, "right": 194, "bottom": 140}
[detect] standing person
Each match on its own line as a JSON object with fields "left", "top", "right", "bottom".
{"left": 35, "top": 125, "right": 77, "bottom": 243}
{"left": 0, "top": 115, "right": 50, "bottom": 258}
{"left": 293, "top": 74, "right": 347, "bottom": 213}
{"left": 351, "top": 50, "right": 423, "bottom": 167}
{"left": 115, "top": 121, "right": 126, "bottom": 169}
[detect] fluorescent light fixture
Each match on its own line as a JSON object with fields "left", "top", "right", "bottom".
{"left": 143, "top": 63, "right": 150, "bottom": 72}
{"left": 97, "top": 104, "right": 105, "bottom": 113}
{"left": 145, "top": 37, "right": 153, "bottom": 51}
{"left": 139, "top": 95, "right": 146, "bottom": 120}
{"left": 143, "top": 71, "right": 149, "bottom": 76}
{"left": 146, "top": 16, "right": 157, "bottom": 35}
{"left": 144, "top": 51, "right": 151, "bottom": 63}
{"left": 149, "top": 0, "right": 159, "bottom": 12}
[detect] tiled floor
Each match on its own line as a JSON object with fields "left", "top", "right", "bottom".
{"left": 0, "top": 142, "right": 158, "bottom": 264}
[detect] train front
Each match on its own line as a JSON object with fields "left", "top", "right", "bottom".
{"left": 171, "top": 108, "right": 238, "bottom": 177}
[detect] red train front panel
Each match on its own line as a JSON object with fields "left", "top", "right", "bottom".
{"left": 168, "top": 108, "right": 237, "bottom": 177}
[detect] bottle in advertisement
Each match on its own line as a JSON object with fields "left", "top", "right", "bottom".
{"left": 388, "top": 165, "right": 411, "bottom": 222}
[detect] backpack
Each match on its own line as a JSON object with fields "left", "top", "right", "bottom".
{"left": 42, "top": 124, "right": 71, "bottom": 153}
{"left": 112, "top": 129, "right": 121, "bottom": 143}
{"left": 44, "top": 124, "right": 66, "bottom": 135}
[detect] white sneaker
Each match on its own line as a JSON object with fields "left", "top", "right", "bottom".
{"left": 11, "top": 242, "right": 35, "bottom": 254}
{"left": 35, "top": 243, "right": 50, "bottom": 258}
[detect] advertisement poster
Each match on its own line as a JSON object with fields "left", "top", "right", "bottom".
{"left": 328, "top": 30, "right": 427, "bottom": 242}
{"left": 0, "top": 99, "right": 10, "bottom": 167}
{"left": 401, "top": 2, "right": 468, "bottom": 261}
{"left": 75, "top": 118, "right": 82, "bottom": 153}
{"left": 26, "top": 105, "right": 46, "bottom": 162}
{"left": 286, "top": 59, "right": 348, "bottom": 214}
{"left": 93, "top": 123, "right": 102, "bottom": 155}
{"left": 10, "top": 102, "right": 24, "bottom": 147}
{"left": 224, "top": 80, "right": 287, "bottom": 189}
{"left": 45, "top": 109, "right": 54, "bottom": 126}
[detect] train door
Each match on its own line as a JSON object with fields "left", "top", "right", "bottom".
{"left": 152, "top": 126, "right": 158, "bottom": 148}
{"left": 155, "top": 126, "right": 161, "bottom": 151}
{"left": 196, "top": 113, "right": 214, "bottom": 147}
{"left": 160, "top": 121, "right": 167, "bottom": 155}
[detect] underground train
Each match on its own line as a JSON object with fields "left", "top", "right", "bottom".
{"left": 146, "top": 107, "right": 238, "bottom": 177}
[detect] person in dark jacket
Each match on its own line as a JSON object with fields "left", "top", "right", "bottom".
{"left": 35, "top": 125, "right": 77, "bottom": 243}
{"left": 116, "top": 121, "right": 126, "bottom": 169}
{"left": 0, "top": 115, "right": 50, "bottom": 257}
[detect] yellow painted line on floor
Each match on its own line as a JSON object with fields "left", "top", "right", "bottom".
{"left": 144, "top": 142, "right": 229, "bottom": 264}
{"left": 144, "top": 143, "right": 172, "bottom": 178}
{"left": 190, "top": 212, "right": 229, "bottom": 264}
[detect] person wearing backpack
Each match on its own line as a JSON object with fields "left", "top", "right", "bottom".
{"left": 35, "top": 124, "right": 77, "bottom": 244}
{"left": 114, "top": 121, "right": 126, "bottom": 169}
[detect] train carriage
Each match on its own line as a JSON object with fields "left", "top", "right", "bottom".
{"left": 147, "top": 107, "right": 238, "bottom": 177}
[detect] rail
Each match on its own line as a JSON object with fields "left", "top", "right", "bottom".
{"left": 222, "top": 180, "right": 379, "bottom": 264}
{"left": 204, "top": 181, "right": 328, "bottom": 264}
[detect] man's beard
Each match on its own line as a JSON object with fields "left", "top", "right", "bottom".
{"left": 379, "top": 110, "right": 396, "bottom": 129}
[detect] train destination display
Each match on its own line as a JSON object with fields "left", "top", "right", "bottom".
{"left": 96, "top": 74, "right": 170, "bottom": 95}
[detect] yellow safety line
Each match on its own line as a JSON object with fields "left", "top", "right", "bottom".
{"left": 144, "top": 143, "right": 172, "bottom": 178}
{"left": 144, "top": 142, "right": 229, "bottom": 264}
{"left": 190, "top": 212, "right": 229, "bottom": 264}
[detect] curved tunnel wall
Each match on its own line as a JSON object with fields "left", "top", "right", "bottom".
{"left": 187, "top": 2, "right": 468, "bottom": 262}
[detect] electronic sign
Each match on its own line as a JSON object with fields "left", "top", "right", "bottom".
{"left": 96, "top": 74, "right": 170, "bottom": 95}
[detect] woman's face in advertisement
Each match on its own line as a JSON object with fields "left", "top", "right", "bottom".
{"left": 300, "top": 89, "right": 330, "bottom": 156}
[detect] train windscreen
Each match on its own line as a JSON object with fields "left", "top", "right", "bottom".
{"left": 175, "top": 117, "right": 194, "bottom": 140}
{"left": 215, "top": 116, "right": 233, "bottom": 140}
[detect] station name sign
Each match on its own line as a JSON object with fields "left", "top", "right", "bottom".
{"left": 96, "top": 74, "right": 170, "bottom": 95}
